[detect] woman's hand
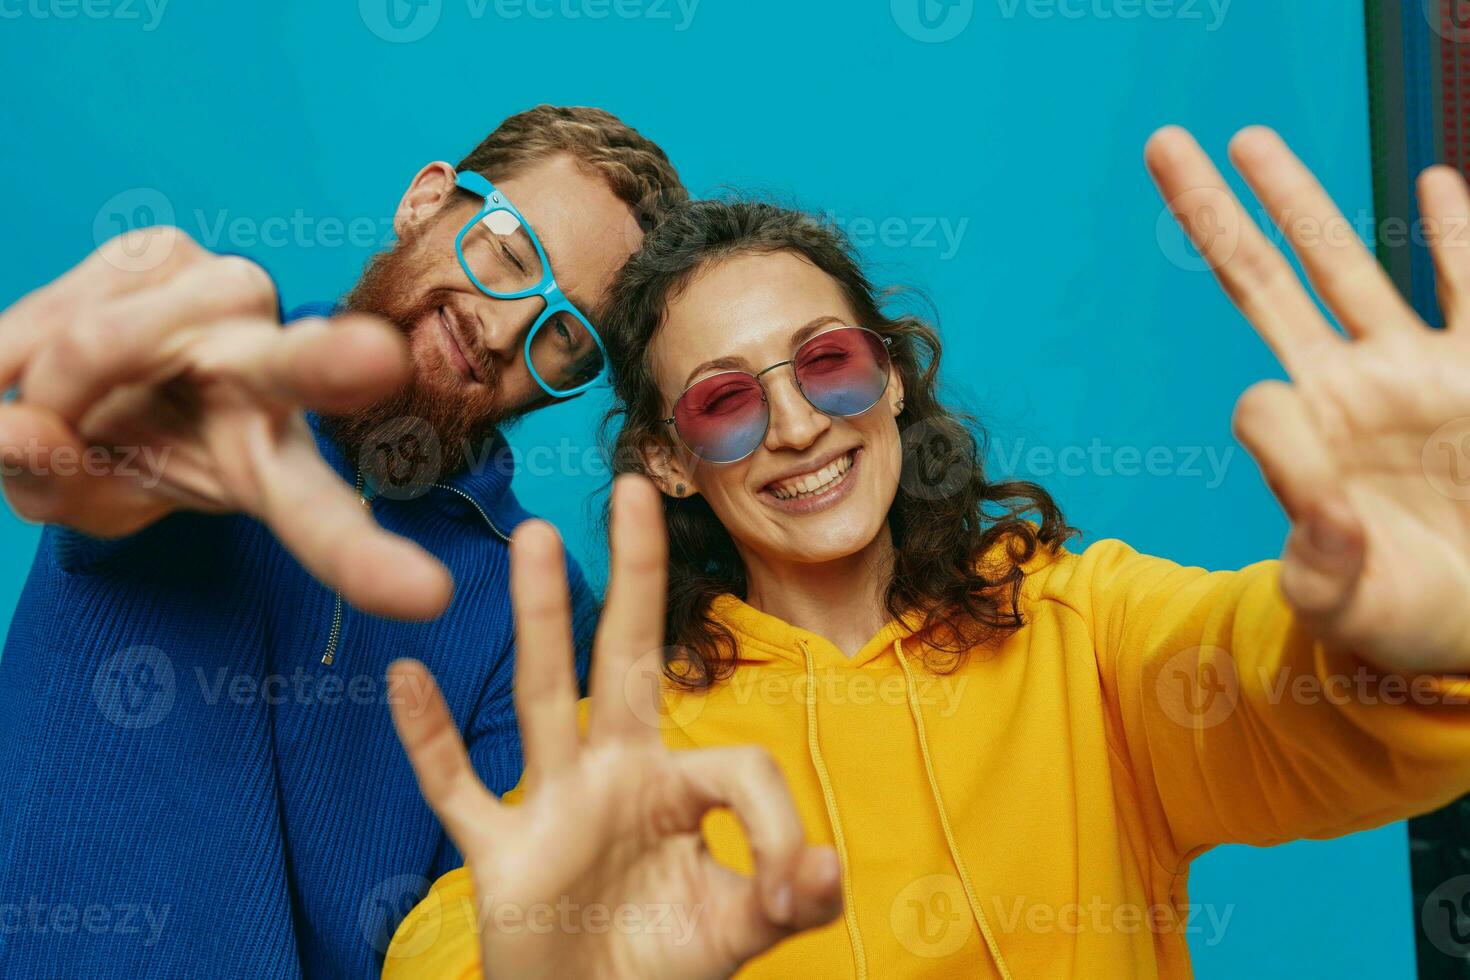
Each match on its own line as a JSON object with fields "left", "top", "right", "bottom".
{"left": 0, "top": 227, "right": 451, "bottom": 620}
{"left": 1148, "top": 126, "right": 1470, "bottom": 674}
{"left": 388, "top": 475, "right": 843, "bottom": 980}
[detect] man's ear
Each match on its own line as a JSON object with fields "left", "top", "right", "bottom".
{"left": 640, "top": 439, "right": 698, "bottom": 500}
{"left": 394, "top": 162, "right": 459, "bottom": 239}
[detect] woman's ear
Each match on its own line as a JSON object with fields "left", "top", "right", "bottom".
{"left": 640, "top": 439, "right": 698, "bottom": 500}
{"left": 889, "top": 365, "right": 906, "bottom": 417}
{"left": 393, "top": 161, "right": 459, "bottom": 238}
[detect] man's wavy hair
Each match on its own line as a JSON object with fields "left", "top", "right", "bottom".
{"left": 456, "top": 105, "right": 687, "bottom": 247}
{"left": 602, "top": 200, "right": 1075, "bottom": 688}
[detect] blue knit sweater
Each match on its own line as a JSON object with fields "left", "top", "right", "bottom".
{"left": 0, "top": 301, "right": 598, "bottom": 978}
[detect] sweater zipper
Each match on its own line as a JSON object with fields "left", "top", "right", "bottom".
{"left": 319, "top": 478, "right": 510, "bottom": 667}
{"left": 429, "top": 483, "right": 511, "bottom": 543}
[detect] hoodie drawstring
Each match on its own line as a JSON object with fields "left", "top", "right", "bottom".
{"left": 894, "top": 637, "right": 1016, "bottom": 980}
{"left": 800, "top": 639, "right": 869, "bottom": 979}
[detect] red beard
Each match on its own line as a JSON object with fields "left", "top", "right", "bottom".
{"left": 325, "top": 225, "right": 521, "bottom": 496}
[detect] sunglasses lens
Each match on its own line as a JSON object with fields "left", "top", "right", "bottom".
{"left": 795, "top": 328, "right": 890, "bottom": 416}
{"left": 673, "top": 373, "right": 768, "bottom": 463}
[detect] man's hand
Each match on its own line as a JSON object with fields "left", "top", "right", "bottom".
{"left": 0, "top": 227, "right": 452, "bottom": 619}
{"left": 389, "top": 476, "right": 843, "bottom": 980}
{"left": 1148, "top": 126, "right": 1470, "bottom": 674}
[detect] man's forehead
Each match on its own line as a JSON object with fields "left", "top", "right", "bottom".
{"left": 492, "top": 155, "right": 642, "bottom": 314}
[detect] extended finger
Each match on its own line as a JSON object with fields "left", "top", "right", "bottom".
{"left": 253, "top": 415, "right": 454, "bottom": 620}
{"left": 21, "top": 256, "right": 281, "bottom": 424}
{"left": 587, "top": 475, "right": 668, "bottom": 746}
{"left": 388, "top": 659, "right": 503, "bottom": 849}
{"left": 510, "top": 520, "right": 582, "bottom": 776}
{"left": 1228, "top": 126, "right": 1417, "bottom": 340}
{"left": 1232, "top": 380, "right": 1365, "bottom": 616}
{"left": 1146, "top": 126, "right": 1339, "bottom": 374}
{"left": 1419, "top": 165, "right": 1470, "bottom": 331}
{"left": 205, "top": 314, "right": 410, "bottom": 414}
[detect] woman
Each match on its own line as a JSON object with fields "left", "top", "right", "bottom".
{"left": 385, "top": 126, "right": 1470, "bottom": 978}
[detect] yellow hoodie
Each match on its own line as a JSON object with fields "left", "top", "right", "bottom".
{"left": 385, "top": 539, "right": 1470, "bottom": 978}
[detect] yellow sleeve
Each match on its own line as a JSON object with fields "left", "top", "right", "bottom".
{"left": 1064, "top": 538, "right": 1470, "bottom": 866}
{"left": 382, "top": 867, "right": 481, "bottom": 980}
{"left": 383, "top": 699, "right": 594, "bottom": 979}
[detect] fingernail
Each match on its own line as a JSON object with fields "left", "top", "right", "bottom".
{"left": 771, "top": 882, "right": 793, "bottom": 924}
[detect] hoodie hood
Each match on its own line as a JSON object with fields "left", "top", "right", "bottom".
{"left": 707, "top": 593, "right": 928, "bottom": 671}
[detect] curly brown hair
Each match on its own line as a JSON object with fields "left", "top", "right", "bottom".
{"left": 601, "top": 200, "right": 1076, "bottom": 688}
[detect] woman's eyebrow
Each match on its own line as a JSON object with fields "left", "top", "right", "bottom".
{"left": 682, "top": 356, "right": 746, "bottom": 389}
{"left": 680, "top": 315, "right": 847, "bottom": 389}
{"left": 788, "top": 315, "right": 845, "bottom": 347}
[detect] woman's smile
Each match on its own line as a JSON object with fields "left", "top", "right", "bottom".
{"left": 757, "top": 447, "right": 862, "bottom": 515}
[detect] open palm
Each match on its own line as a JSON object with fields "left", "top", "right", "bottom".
{"left": 1148, "top": 127, "right": 1470, "bottom": 673}
{"left": 388, "top": 476, "right": 841, "bottom": 980}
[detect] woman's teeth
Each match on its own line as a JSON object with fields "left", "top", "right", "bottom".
{"left": 769, "top": 452, "right": 854, "bottom": 500}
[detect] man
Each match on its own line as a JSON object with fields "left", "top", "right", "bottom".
{"left": 0, "top": 105, "right": 685, "bottom": 978}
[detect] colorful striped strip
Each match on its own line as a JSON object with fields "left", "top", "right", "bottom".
{"left": 1367, "top": 3, "right": 1468, "bottom": 977}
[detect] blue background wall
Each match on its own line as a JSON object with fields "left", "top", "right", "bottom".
{"left": 0, "top": 1, "right": 1412, "bottom": 975}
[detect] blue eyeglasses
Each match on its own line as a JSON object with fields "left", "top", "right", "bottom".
{"left": 453, "top": 171, "right": 608, "bottom": 398}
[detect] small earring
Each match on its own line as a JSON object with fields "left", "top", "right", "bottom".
{"left": 896, "top": 398, "right": 905, "bottom": 414}
{"left": 675, "top": 483, "right": 685, "bottom": 496}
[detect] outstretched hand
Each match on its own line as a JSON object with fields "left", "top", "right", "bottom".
{"left": 0, "top": 228, "right": 451, "bottom": 619}
{"left": 1148, "top": 126, "right": 1470, "bottom": 673}
{"left": 389, "top": 475, "right": 842, "bottom": 980}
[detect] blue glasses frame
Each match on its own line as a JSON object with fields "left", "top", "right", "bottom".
{"left": 452, "top": 170, "right": 608, "bottom": 398}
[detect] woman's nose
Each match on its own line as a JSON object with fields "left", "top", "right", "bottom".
{"left": 762, "top": 368, "right": 830, "bottom": 452}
